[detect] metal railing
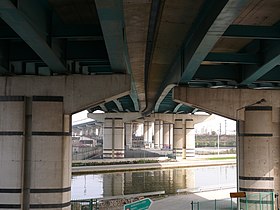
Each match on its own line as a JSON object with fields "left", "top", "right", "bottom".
{"left": 71, "top": 199, "right": 98, "bottom": 210}
{"left": 191, "top": 192, "right": 274, "bottom": 210}
{"left": 191, "top": 198, "right": 237, "bottom": 210}
{"left": 71, "top": 191, "right": 165, "bottom": 210}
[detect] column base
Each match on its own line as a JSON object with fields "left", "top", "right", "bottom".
{"left": 173, "top": 148, "right": 183, "bottom": 160}
{"left": 103, "top": 149, "right": 125, "bottom": 159}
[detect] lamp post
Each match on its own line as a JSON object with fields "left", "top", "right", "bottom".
{"left": 217, "top": 131, "right": 220, "bottom": 155}
{"left": 217, "top": 123, "right": 221, "bottom": 155}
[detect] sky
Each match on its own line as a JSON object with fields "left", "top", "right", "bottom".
{"left": 194, "top": 114, "right": 236, "bottom": 134}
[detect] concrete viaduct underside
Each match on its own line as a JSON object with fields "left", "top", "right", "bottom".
{"left": 0, "top": 0, "right": 279, "bottom": 209}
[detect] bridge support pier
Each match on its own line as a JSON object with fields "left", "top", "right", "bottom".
{"left": 125, "top": 122, "right": 133, "bottom": 149}
{"left": 173, "top": 119, "right": 183, "bottom": 160}
{"left": 144, "top": 121, "right": 153, "bottom": 148}
{"left": 0, "top": 96, "right": 71, "bottom": 210}
{"left": 103, "top": 118, "right": 125, "bottom": 159}
{"left": 185, "top": 120, "right": 195, "bottom": 157}
{"left": 238, "top": 106, "right": 279, "bottom": 207}
{"left": 163, "top": 122, "right": 173, "bottom": 149}
{"left": 154, "top": 120, "right": 163, "bottom": 149}
{"left": 174, "top": 87, "right": 280, "bottom": 197}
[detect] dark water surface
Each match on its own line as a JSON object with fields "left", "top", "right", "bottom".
{"left": 71, "top": 165, "right": 236, "bottom": 200}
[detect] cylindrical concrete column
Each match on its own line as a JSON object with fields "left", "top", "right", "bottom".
{"left": 30, "top": 96, "right": 71, "bottom": 209}
{"left": 144, "top": 121, "right": 153, "bottom": 148}
{"left": 186, "top": 119, "right": 195, "bottom": 157}
{"left": 238, "top": 106, "right": 279, "bottom": 208}
{"left": 170, "top": 123, "right": 174, "bottom": 149}
{"left": 173, "top": 119, "right": 183, "bottom": 160}
{"left": 163, "top": 122, "right": 170, "bottom": 149}
{"left": 154, "top": 120, "right": 163, "bottom": 149}
{"left": 163, "top": 122, "right": 173, "bottom": 149}
{"left": 125, "top": 122, "right": 133, "bottom": 149}
{"left": 103, "top": 173, "right": 124, "bottom": 196}
{"left": 159, "top": 120, "right": 163, "bottom": 148}
{"left": 0, "top": 96, "right": 25, "bottom": 210}
{"left": 103, "top": 118, "right": 124, "bottom": 159}
{"left": 0, "top": 96, "right": 71, "bottom": 210}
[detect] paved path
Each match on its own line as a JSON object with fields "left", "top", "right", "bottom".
{"left": 149, "top": 188, "right": 237, "bottom": 210}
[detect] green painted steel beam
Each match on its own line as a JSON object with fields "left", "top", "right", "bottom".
{"left": 0, "top": 41, "right": 10, "bottom": 74}
{"left": 240, "top": 41, "right": 280, "bottom": 85}
{"left": 224, "top": 25, "right": 280, "bottom": 40}
{"left": 66, "top": 41, "right": 108, "bottom": 60}
{"left": 205, "top": 52, "right": 259, "bottom": 64}
{"left": 193, "top": 65, "right": 240, "bottom": 81}
{"left": 113, "top": 99, "right": 123, "bottom": 112}
{"left": 0, "top": 0, "right": 67, "bottom": 73}
{"left": 259, "top": 66, "right": 280, "bottom": 81}
{"left": 173, "top": 104, "right": 183, "bottom": 113}
{"left": 10, "top": 40, "right": 108, "bottom": 62}
{"left": 95, "top": 0, "right": 139, "bottom": 112}
{"left": 180, "top": 0, "right": 250, "bottom": 82}
{"left": 95, "top": 0, "right": 126, "bottom": 73}
{"left": 0, "top": 22, "right": 103, "bottom": 40}
{"left": 51, "top": 14, "right": 103, "bottom": 39}
{"left": 143, "top": 0, "right": 250, "bottom": 115}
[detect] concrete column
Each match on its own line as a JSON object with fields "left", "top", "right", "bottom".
{"left": 173, "top": 169, "right": 186, "bottom": 191}
{"left": 0, "top": 96, "right": 25, "bottom": 209}
{"left": 159, "top": 120, "right": 163, "bottom": 148}
{"left": 238, "top": 106, "right": 279, "bottom": 208}
{"left": 30, "top": 97, "right": 71, "bottom": 209}
{"left": 173, "top": 119, "right": 183, "bottom": 160}
{"left": 0, "top": 96, "right": 71, "bottom": 210}
{"left": 125, "top": 122, "right": 133, "bottom": 149}
{"left": 170, "top": 123, "right": 173, "bottom": 149}
{"left": 103, "top": 118, "right": 124, "bottom": 159}
{"left": 163, "top": 122, "right": 173, "bottom": 149}
{"left": 154, "top": 120, "right": 163, "bottom": 149}
{"left": 185, "top": 119, "right": 195, "bottom": 157}
{"left": 103, "top": 174, "right": 124, "bottom": 196}
{"left": 144, "top": 121, "right": 153, "bottom": 148}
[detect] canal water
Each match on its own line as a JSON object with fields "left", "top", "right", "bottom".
{"left": 71, "top": 165, "right": 236, "bottom": 200}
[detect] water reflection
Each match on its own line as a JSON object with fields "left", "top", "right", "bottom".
{"left": 71, "top": 165, "right": 236, "bottom": 200}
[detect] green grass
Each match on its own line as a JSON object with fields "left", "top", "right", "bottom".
{"left": 207, "top": 156, "right": 236, "bottom": 160}
{"left": 72, "top": 159, "right": 161, "bottom": 167}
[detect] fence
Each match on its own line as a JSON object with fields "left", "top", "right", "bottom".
{"left": 240, "top": 192, "right": 274, "bottom": 210}
{"left": 72, "top": 199, "right": 98, "bottom": 210}
{"left": 191, "top": 192, "right": 274, "bottom": 210}
{"left": 71, "top": 191, "right": 165, "bottom": 210}
{"left": 191, "top": 198, "right": 237, "bottom": 210}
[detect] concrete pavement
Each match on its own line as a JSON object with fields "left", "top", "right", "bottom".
{"left": 149, "top": 188, "right": 237, "bottom": 210}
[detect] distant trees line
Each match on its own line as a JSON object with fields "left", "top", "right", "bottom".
{"left": 195, "top": 134, "right": 236, "bottom": 147}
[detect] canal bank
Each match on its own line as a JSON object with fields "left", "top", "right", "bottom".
{"left": 72, "top": 154, "right": 236, "bottom": 174}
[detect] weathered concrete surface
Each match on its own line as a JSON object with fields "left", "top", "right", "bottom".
{"left": 173, "top": 87, "right": 280, "bottom": 121}
{"left": 239, "top": 106, "right": 279, "bottom": 202}
{"left": 0, "top": 74, "right": 131, "bottom": 114}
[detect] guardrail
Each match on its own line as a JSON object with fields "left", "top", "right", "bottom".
{"left": 71, "top": 191, "right": 165, "bottom": 210}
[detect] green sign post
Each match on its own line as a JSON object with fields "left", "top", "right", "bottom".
{"left": 123, "top": 198, "right": 153, "bottom": 210}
